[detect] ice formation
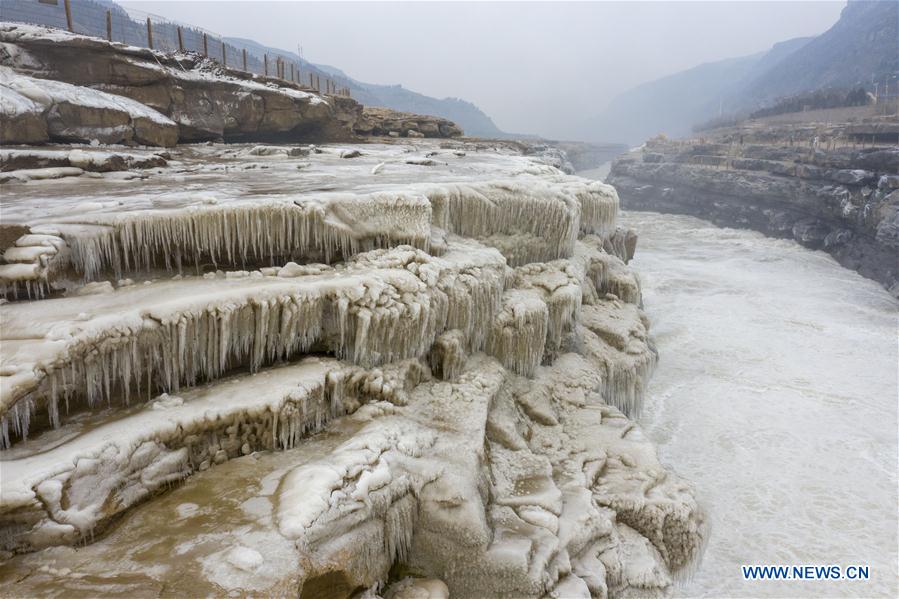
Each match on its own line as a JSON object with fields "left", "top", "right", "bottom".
{"left": 0, "top": 227, "right": 67, "bottom": 299}
{"left": 0, "top": 139, "right": 704, "bottom": 597}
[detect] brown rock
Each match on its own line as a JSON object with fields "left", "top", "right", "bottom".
{"left": 0, "top": 87, "right": 48, "bottom": 144}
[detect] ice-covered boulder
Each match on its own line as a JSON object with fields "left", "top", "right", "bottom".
{"left": 0, "top": 66, "right": 178, "bottom": 146}
{"left": 0, "top": 83, "right": 47, "bottom": 144}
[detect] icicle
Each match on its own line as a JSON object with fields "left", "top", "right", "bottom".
{"left": 486, "top": 290, "right": 549, "bottom": 377}
{"left": 0, "top": 415, "right": 8, "bottom": 449}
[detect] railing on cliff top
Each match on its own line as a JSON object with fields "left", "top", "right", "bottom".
{"left": 0, "top": 0, "right": 351, "bottom": 96}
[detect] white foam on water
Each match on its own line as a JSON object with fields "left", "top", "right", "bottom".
{"left": 620, "top": 210, "right": 898, "bottom": 598}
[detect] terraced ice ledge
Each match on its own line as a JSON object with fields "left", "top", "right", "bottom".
{"left": 0, "top": 138, "right": 705, "bottom": 597}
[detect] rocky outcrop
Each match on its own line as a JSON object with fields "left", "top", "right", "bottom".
{"left": 0, "top": 65, "right": 178, "bottom": 146}
{"left": 357, "top": 106, "right": 463, "bottom": 138}
{"left": 0, "top": 147, "right": 167, "bottom": 173}
{"left": 0, "top": 23, "right": 346, "bottom": 143}
{"left": 608, "top": 131, "right": 899, "bottom": 296}
{"left": 549, "top": 141, "right": 628, "bottom": 172}
{"left": 0, "top": 23, "right": 463, "bottom": 145}
{"left": 524, "top": 143, "right": 575, "bottom": 174}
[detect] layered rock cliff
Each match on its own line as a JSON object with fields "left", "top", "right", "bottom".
{"left": 0, "top": 137, "right": 704, "bottom": 597}
{"left": 608, "top": 122, "right": 899, "bottom": 296}
{"left": 0, "top": 23, "right": 463, "bottom": 146}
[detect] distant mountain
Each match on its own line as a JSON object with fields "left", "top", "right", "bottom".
{"left": 224, "top": 37, "right": 505, "bottom": 138}
{"left": 584, "top": 0, "right": 897, "bottom": 145}
{"left": 581, "top": 51, "right": 774, "bottom": 146}
{"left": 738, "top": 0, "right": 898, "bottom": 105}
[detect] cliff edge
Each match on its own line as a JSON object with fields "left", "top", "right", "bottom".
{"left": 608, "top": 120, "right": 899, "bottom": 296}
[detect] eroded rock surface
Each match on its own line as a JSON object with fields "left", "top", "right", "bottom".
{"left": 0, "top": 23, "right": 464, "bottom": 145}
{"left": 0, "top": 139, "right": 703, "bottom": 597}
{"left": 358, "top": 106, "right": 463, "bottom": 139}
{"left": 608, "top": 125, "right": 899, "bottom": 296}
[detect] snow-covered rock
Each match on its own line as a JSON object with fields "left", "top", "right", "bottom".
{"left": 0, "top": 147, "right": 167, "bottom": 173}
{"left": 0, "top": 66, "right": 178, "bottom": 146}
{"left": 0, "top": 83, "right": 46, "bottom": 144}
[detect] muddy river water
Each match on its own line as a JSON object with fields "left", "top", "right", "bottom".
{"left": 621, "top": 210, "right": 897, "bottom": 597}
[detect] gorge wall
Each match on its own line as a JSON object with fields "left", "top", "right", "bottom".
{"left": 608, "top": 121, "right": 899, "bottom": 296}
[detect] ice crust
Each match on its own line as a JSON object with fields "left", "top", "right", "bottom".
{"left": 0, "top": 139, "right": 703, "bottom": 597}
{"left": 1, "top": 142, "right": 617, "bottom": 287}
{"left": 0, "top": 242, "right": 506, "bottom": 440}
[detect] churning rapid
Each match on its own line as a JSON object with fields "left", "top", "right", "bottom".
{"left": 619, "top": 210, "right": 898, "bottom": 597}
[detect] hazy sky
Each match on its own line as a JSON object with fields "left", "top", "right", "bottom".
{"left": 121, "top": 1, "right": 846, "bottom": 138}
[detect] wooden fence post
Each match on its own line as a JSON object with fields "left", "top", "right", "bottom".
{"left": 64, "top": 0, "right": 73, "bottom": 33}
{"left": 106, "top": 10, "right": 112, "bottom": 41}
{"left": 177, "top": 27, "right": 184, "bottom": 52}
{"left": 290, "top": 63, "right": 294, "bottom": 82}
{"left": 242, "top": 48, "right": 247, "bottom": 71}
{"left": 146, "top": 18, "right": 153, "bottom": 49}
{"left": 222, "top": 42, "right": 227, "bottom": 66}
{"left": 309, "top": 73, "right": 314, "bottom": 88}
{"left": 203, "top": 33, "right": 208, "bottom": 56}
{"left": 264, "top": 54, "right": 268, "bottom": 76}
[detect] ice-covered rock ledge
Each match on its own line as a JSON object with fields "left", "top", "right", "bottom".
{"left": 0, "top": 139, "right": 704, "bottom": 597}
{"left": 0, "top": 142, "right": 618, "bottom": 299}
